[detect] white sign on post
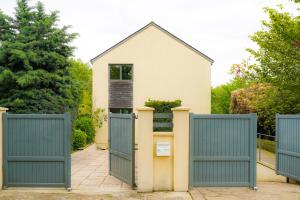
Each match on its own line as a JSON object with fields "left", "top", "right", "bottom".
{"left": 156, "top": 141, "right": 171, "bottom": 156}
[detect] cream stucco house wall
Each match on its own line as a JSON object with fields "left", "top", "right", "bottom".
{"left": 91, "top": 22, "right": 213, "bottom": 149}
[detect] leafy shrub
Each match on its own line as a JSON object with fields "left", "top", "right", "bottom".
{"left": 257, "top": 138, "right": 276, "bottom": 153}
{"left": 75, "top": 116, "right": 95, "bottom": 144}
{"left": 69, "top": 59, "right": 105, "bottom": 149}
{"left": 230, "top": 83, "right": 294, "bottom": 135}
{"left": 72, "top": 129, "right": 87, "bottom": 150}
{"left": 145, "top": 99, "right": 181, "bottom": 113}
{"left": 211, "top": 77, "right": 248, "bottom": 114}
{"left": 230, "top": 83, "right": 271, "bottom": 114}
{"left": 92, "top": 108, "right": 106, "bottom": 128}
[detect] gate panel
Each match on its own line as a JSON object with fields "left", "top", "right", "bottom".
{"left": 190, "top": 114, "right": 257, "bottom": 187}
{"left": 109, "top": 113, "right": 135, "bottom": 187}
{"left": 3, "top": 113, "right": 71, "bottom": 188}
{"left": 276, "top": 114, "right": 300, "bottom": 181}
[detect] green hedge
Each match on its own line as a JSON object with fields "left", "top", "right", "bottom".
{"left": 145, "top": 99, "right": 181, "bottom": 131}
{"left": 145, "top": 99, "right": 181, "bottom": 113}
{"left": 72, "top": 129, "right": 87, "bottom": 150}
{"left": 75, "top": 116, "right": 95, "bottom": 144}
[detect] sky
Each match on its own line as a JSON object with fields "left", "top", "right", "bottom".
{"left": 1, "top": 0, "right": 298, "bottom": 86}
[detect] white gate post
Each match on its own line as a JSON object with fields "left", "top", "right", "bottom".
{"left": 0, "top": 107, "right": 8, "bottom": 189}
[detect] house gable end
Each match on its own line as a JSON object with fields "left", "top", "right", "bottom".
{"left": 90, "top": 22, "right": 214, "bottom": 65}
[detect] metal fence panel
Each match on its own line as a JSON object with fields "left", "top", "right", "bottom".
{"left": 3, "top": 113, "right": 71, "bottom": 188}
{"left": 190, "top": 114, "right": 257, "bottom": 187}
{"left": 276, "top": 114, "right": 300, "bottom": 181}
{"left": 109, "top": 113, "right": 135, "bottom": 187}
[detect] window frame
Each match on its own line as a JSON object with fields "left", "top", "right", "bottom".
{"left": 109, "top": 64, "right": 133, "bottom": 80}
{"left": 109, "top": 108, "right": 133, "bottom": 114}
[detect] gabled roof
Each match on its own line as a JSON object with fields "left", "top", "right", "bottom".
{"left": 90, "top": 22, "right": 214, "bottom": 64}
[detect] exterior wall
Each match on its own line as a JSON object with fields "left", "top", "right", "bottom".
{"left": 153, "top": 132, "right": 173, "bottom": 191}
{"left": 172, "top": 107, "right": 190, "bottom": 191}
{"left": 93, "top": 25, "right": 211, "bottom": 149}
{"left": 137, "top": 107, "right": 154, "bottom": 191}
{"left": 137, "top": 107, "right": 189, "bottom": 191}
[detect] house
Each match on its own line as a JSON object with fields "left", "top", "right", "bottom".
{"left": 91, "top": 22, "right": 213, "bottom": 149}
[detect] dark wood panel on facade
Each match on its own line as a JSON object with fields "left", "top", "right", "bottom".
{"left": 109, "top": 80, "right": 133, "bottom": 108}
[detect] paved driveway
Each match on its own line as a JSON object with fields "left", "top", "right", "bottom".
{"left": 257, "top": 148, "right": 276, "bottom": 168}
{"left": 0, "top": 144, "right": 191, "bottom": 199}
{"left": 190, "top": 182, "right": 300, "bottom": 200}
{"left": 190, "top": 163, "right": 300, "bottom": 200}
{"left": 71, "top": 144, "right": 131, "bottom": 190}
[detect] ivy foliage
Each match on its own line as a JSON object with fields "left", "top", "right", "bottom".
{"left": 0, "top": 0, "right": 79, "bottom": 114}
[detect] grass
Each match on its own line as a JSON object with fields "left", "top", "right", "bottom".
{"left": 257, "top": 138, "right": 276, "bottom": 153}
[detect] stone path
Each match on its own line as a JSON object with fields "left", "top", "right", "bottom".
{"left": 257, "top": 148, "right": 276, "bottom": 168}
{"left": 71, "top": 143, "right": 131, "bottom": 190}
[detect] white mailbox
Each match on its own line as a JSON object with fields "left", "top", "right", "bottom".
{"left": 156, "top": 141, "right": 171, "bottom": 156}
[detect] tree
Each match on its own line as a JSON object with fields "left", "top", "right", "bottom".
{"left": 211, "top": 59, "right": 250, "bottom": 114}
{"left": 246, "top": 6, "right": 300, "bottom": 111}
{"left": 0, "top": 0, "right": 79, "bottom": 114}
{"left": 68, "top": 59, "right": 92, "bottom": 116}
{"left": 211, "top": 78, "right": 247, "bottom": 114}
{"left": 68, "top": 59, "right": 105, "bottom": 145}
{"left": 230, "top": 3, "right": 300, "bottom": 134}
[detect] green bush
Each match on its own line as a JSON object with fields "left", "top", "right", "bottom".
{"left": 257, "top": 138, "right": 276, "bottom": 153}
{"left": 72, "top": 129, "right": 87, "bottom": 150}
{"left": 212, "top": 77, "right": 248, "bottom": 114}
{"left": 145, "top": 99, "right": 181, "bottom": 113}
{"left": 75, "top": 116, "right": 95, "bottom": 144}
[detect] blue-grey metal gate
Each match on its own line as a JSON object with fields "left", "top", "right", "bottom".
{"left": 276, "top": 114, "right": 300, "bottom": 181}
{"left": 109, "top": 113, "right": 135, "bottom": 187}
{"left": 3, "top": 113, "right": 71, "bottom": 188}
{"left": 190, "top": 114, "right": 257, "bottom": 188}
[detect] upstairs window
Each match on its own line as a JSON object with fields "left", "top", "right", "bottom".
{"left": 109, "top": 108, "right": 132, "bottom": 114}
{"left": 109, "top": 64, "right": 133, "bottom": 80}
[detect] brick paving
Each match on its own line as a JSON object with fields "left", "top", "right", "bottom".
{"left": 71, "top": 144, "right": 131, "bottom": 190}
